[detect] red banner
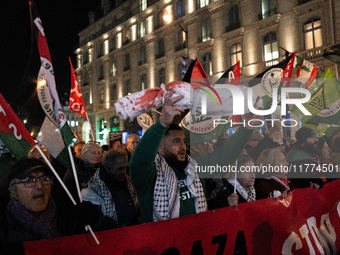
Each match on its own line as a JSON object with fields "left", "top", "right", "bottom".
{"left": 24, "top": 180, "right": 340, "bottom": 254}
{"left": 68, "top": 57, "right": 88, "bottom": 120}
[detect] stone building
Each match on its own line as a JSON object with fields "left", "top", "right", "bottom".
{"left": 75, "top": 0, "right": 340, "bottom": 144}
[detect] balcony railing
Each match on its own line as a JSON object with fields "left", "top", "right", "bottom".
{"left": 301, "top": 47, "right": 323, "bottom": 61}
{"left": 122, "top": 39, "right": 130, "bottom": 46}
{"left": 225, "top": 22, "right": 241, "bottom": 33}
{"left": 258, "top": 8, "right": 277, "bottom": 21}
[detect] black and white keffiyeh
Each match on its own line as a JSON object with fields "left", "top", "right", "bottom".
{"left": 228, "top": 178, "right": 256, "bottom": 202}
{"left": 153, "top": 154, "right": 207, "bottom": 222}
{"left": 82, "top": 169, "right": 138, "bottom": 224}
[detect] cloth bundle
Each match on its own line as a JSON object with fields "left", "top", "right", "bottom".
{"left": 114, "top": 81, "right": 191, "bottom": 120}
{"left": 114, "top": 80, "right": 263, "bottom": 120}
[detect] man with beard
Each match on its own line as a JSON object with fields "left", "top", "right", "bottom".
{"left": 286, "top": 127, "right": 322, "bottom": 189}
{"left": 129, "top": 92, "right": 256, "bottom": 223}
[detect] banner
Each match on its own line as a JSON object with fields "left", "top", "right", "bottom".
{"left": 29, "top": 1, "right": 74, "bottom": 168}
{"left": 24, "top": 179, "right": 340, "bottom": 254}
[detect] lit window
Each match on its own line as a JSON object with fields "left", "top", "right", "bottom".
{"left": 140, "top": 0, "right": 147, "bottom": 11}
{"left": 230, "top": 43, "right": 242, "bottom": 67}
{"left": 200, "top": 19, "right": 210, "bottom": 42}
{"left": 76, "top": 121, "right": 79, "bottom": 126}
{"left": 131, "top": 25, "right": 137, "bottom": 41}
{"left": 260, "top": 0, "right": 276, "bottom": 20}
{"left": 71, "top": 121, "right": 75, "bottom": 127}
{"left": 304, "top": 18, "right": 322, "bottom": 50}
{"left": 110, "top": 61, "right": 116, "bottom": 76}
{"left": 199, "top": 0, "right": 209, "bottom": 8}
{"left": 176, "top": 31, "right": 186, "bottom": 51}
{"left": 263, "top": 32, "right": 278, "bottom": 62}
{"left": 139, "top": 20, "right": 146, "bottom": 38}
{"left": 117, "top": 33, "right": 122, "bottom": 48}
{"left": 202, "top": 53, "right": 212, "bottom": 76}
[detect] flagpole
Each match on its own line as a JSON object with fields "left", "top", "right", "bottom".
{"left": 67, "top": 145, "right": 100, "bottom": 244}
{"left": 234, "top": 159, "right": 238, "bottom": 193}
{"left": 35, "top": 145, "right": 77, "bottom": 205}
{"left": 67, "top": 145, "right": 82, "bottom": 203}
{"left": 86, "top": 113, "right": 95, "bottom": 142}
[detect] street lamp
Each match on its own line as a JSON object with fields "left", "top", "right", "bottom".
{"left": 163, "top": 12, "right": 189, "bottom": 75}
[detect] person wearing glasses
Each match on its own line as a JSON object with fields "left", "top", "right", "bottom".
{"left": 125, "top": 133, "right": 140, "bottom": 175}
{"left": 0, "top": 158, "right": 116, "bottom": 253}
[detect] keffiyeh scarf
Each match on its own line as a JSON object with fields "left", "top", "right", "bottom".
{"left": 228, "top": 178, "right": 256, "bottom": 202}
{"left": 153, "top": 154, "right": 207, "bottom": 222}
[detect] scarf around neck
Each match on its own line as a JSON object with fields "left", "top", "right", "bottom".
{"left": 153, "top": 154, "right": 207, "bottom": 222}
{"left": 7, "top": 198, "right": 59, "bottom": 240}
{"left": 228, "top": 178, "right": 256, "bottom": 202}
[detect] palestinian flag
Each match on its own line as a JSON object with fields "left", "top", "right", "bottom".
{"left": 295, "top": 59, "right": 319, "bottom": 88}
{"left": 29, "top": 1, "right": 74, "bottom": 168}
{"left": 248, "top": 53, "right": 295, "bottom": 109}
{"left": 180, "top": 60, "right": 243, "bottom": 145}
{"left": 291, "top": 68, "right": 340, "bottom": 136}
{"left": 0, "top": 92, "right": 36, "bottom": 174}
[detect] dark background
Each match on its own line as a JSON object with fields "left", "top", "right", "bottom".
{"left": 0, "top": 0, "right": 101, "bottom": 105}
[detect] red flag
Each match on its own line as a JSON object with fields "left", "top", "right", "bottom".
{"left": 70, "top": 127, "right": 83, "bottom": 142}
{"left": 0, "top": 93, "right": 36, "bottom": 160}
{"left": 68, "top": 58, "right": 88, "bottom": 120}
{"left": 280, "top": 52, "right": 296, "bottom": 87}
{"left": 183, "top": 58, "right": 222, "bottom": 106}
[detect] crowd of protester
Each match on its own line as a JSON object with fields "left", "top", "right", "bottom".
{"left": 0, "top": 93, "right": 339, "bottom": 253}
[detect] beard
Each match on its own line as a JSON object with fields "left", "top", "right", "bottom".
{"left": 304, "top": 141, "right": 318, "bottom": 155}
{"left": 163, "top": 152, "right": 188, "bottom": 171}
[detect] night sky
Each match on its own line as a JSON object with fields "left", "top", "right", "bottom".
{"left": 0, "top": 0, "right": 101, "bottom": 106}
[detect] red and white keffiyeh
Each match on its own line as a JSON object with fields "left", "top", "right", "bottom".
{"left": 115, "top": 81, "right": 191, "bottom": 120}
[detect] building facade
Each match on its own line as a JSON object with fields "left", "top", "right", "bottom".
{"left": 75, "top": 0, "right": 340, "bottom": 144}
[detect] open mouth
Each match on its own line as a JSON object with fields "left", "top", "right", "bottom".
{"left": 33, "top": 194, "right": 44, "bottom": 200}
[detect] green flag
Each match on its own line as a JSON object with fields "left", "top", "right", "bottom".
{"left": 291, "top": 68, "right": 340, "bottom": 136}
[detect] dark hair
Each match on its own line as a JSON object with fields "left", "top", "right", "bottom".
{"left": 331, "top": 135, "right": 340, "bottom": 153}
{"left": 101, "top": 145, "right": 109, "bottom": 151}
{"left": 316, "top": 136, "right": 328, "bottom": 156}
{"left": 101, "top": 148, "right": 127, "bottom": 171}
{"left": 164, "top": 124, "right": 183, "bottom": 137}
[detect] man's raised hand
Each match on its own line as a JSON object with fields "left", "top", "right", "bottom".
{"left": 159, "top": 91, "right": 184, "bottom": 127}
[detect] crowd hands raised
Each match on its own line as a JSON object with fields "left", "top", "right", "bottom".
{"left": 0, "top": 90, "right": 339, "bottom": 252}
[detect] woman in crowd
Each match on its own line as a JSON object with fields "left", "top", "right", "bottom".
{"left": 64, "top": 143, "right": 102, "bottom": 197}
{"left": 209, "top": 154, "right": 256, "bottom": 209}
{"left": 255, "top": 148, "right": 293, "bottom": 200}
